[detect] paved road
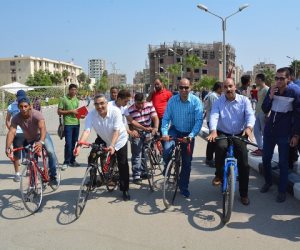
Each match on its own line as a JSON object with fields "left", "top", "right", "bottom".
{"left": 0, "top": 128, "right": 300, "bottom": 249}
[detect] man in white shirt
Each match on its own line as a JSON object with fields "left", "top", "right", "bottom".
{"left": 75, "top": 94, "right": 130, "bottom": 201}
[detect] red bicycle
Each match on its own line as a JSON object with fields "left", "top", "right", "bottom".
{"left": 8, "top": 143, "right": 61, "bottom": 213}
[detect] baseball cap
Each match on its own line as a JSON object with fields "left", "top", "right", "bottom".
{"left": 17, "top": 96, "right": 31, "bottom": 105}
{"left": 16, "top": 89, "right": 26, "bottom": 98}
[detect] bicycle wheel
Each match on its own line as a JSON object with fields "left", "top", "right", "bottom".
{"left": 106, "top": 157, "right": 118, "bottom": 192}
{"left": 222, "top": 165, "right": 235, "bottom": 223}
{"left": 20, "top": 162, "right": 43, "bottom": 213}
{"left": 75, "top": 166, "right": 96, "bottom": 218}
{"left": 163, "top": 159, "right": 180, "bottom": 208}
{"left": 146, "top": 148, "right": 155, "bottom": 192}
{"left": 49, "top": 161, "right": 61, "bottom": 191}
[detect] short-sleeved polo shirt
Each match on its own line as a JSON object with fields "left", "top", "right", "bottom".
{"left": 58, "top": 95, "right": 79, "bottom": 125}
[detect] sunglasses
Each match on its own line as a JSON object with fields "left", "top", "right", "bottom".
{"left": 275, "top": 76, "right": 286, "bottom": 81}
{"left": 179, "top": 86, "right": 189, "bottom": 90}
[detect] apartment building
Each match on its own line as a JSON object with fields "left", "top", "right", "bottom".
{"left": 108, "top": 73, "right": 127, "bottom": 87}
{"left": 253, "top": 62, "right": 276, "bottom": 78}
{"left": 148, "top": 41, "right": 236, "bottom": 89}
{"left": 0, "top": 55, "right": 82, "bottom": 86}
{"left": 88, "top": 59, "right": 106, "bottom": 80}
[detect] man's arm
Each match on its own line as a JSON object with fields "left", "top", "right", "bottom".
{"left": 261, "top": 88, "right": 273, "bottom": 114}
{"left": 6, "top": 125, "right": 17, "bottom": 156}
{"left": 126, "top": 115, "right": 151, "bottom": 131}
{"left": 189, "top": 100, "right": 203, "bottom": 138}
{"left": 34, "top": 119, "right": 47, "bottom": 153}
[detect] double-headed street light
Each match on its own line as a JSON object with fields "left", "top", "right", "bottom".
{"left": 197, "top": 3, "right": 249, "bottom": 81}
{"left": 168, "top": 48, "right": 193, "bottom": 79}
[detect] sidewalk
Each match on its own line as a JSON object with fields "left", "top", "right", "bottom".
{"left": 200, "top": 125, "right": 300, "bottom": 201}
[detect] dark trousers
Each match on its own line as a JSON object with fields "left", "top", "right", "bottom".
{"left": 206, "top": 122, "right": 215, "bottom": 160}
{"left": 215, "top": 131, "right": 249, "bottom": 197}
{"left": 64, "top": 124, "right": 80, "bottom": 165}
{"left": 90, "top": 136, "right": 129, "bottom": 192}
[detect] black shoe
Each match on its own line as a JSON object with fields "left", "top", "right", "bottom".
{"left": 49, "top": 177, "right": 58, "bottom": 186}
{"left": 260, "top": 183, "right": 272, "bottom": 193}
{"left": 276, "top": 192, "right": 286, "bottom": 203}
{"left": 122, "top": 191, "right": 131, "bottom": 201}
{"left": 205, "top": 159, "right": 215, "bottom": 167}
{"left": 141, "top": 173, "right": 150, "bottom": 180}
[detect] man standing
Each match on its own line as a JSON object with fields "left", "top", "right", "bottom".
{"left": 251, "top": 74, "right": 269, "bottom": 157}
{"left": 204, "top": 82, "right": 222, "bottom": 167}
{"left": 75, "top": 94, "right": 130, "bottom": 200}
{"left": 161, "top": 78, "right": 203, "bottom": 198}
{"left": 146, "top": 78, "right": 172, "bottom": 131}
{"left": 6, "top": 96, "right": 58, "bottom": 185}
{"left": 260, "top": 68, "right": 300, "bottom": 202}
{"left": 58, "top": 84, "right": 83, "bottom": 170}
{"left": 207, "top": 78, "right": 255, "bottom": 206}
{"left": 110, "top": 87, "right": 119, "bottom": 101}
{"left": 125, "top": 93, "right": 159, "bottom": 184}
{"left": 5, "top": 90, "right": 27, "bottom": 182}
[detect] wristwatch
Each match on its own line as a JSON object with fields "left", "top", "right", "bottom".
{"left": 39, "top": 140, "right": 45, "bottom": 145}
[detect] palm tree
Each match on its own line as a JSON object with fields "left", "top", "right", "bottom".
{"left": 167, "top": 64, "right": 181, "bottom": 90}
{"left": 185, "top": 54, "right": 205, "bottom": 84}
{"left": 289, "top": 60, "right": 300, "bottom": 79}
{"left": 263, "top": 68, "right": 275, "bottom": 87}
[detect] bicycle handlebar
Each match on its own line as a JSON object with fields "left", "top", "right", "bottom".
{"left": 7, "top": 143, "right": 42, "bottom": 162}
{"left": 74, "top": 141, "right": 110, "bottom": 155}
{"left": 215, "top": 135, "right": 258, "bottom": 147}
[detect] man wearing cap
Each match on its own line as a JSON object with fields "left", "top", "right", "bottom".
{"left": 5, "top": 90, "right": 27, "bottom": 182}
{"left": 5, "top": 96, "right": 58, "bottom": 185}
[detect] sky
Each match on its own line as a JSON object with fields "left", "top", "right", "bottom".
{"left": 1, "top": 0, "right": 300, "bottom": 83}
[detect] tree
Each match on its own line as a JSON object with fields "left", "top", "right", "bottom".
{"left": 62, "top": 70, "right": 70, "bottom": 84}
{"left": 50, "top": 72, "right": 63, "bottom": 85}
{"left": 263, "top": 68, "right": 275, "bottom": 87}
{"left": 289, "top": 60, "right": 300, "bottom": 79}
{"left": 184, "top": 54, "right": 205, "bottom": 84}
{"left": 26, "top": 69, "right": 52, "bottom": 86}
{"left": 96, "top": 70, "right": 109, "bottom": 93}
{"left": 77, "top": 72, "right": 90, "bottom": 87}
{"left": 167, "top": 64, "right": 181, "bottom": 90}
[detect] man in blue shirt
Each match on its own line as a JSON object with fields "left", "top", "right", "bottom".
{"left": 161, "top": 78, "right": 203, "bottom": 198}
{"left": 207, "top": 78, "right": 255, "bottom": 206}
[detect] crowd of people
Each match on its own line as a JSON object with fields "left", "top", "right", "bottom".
{"left": 5, "top": 67, "right": 300, "bottom": 204}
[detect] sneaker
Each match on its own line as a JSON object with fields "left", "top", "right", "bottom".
{"left": 180, "top": 189, "right": 190, "bottom": 198}
{"left": 70, "top": 161, "right": 80, "bottom": 167}
{"left": 21, "top": 159, "right": 30, "bottom": 166}
{"left": 61, "top": 164, "right": 69, "bottom": 171}
{"left": 212, "top": 176, "right": 222, "bottom": 186}
{"left": 141, "top": 172, "right": 150, "bottom": 180}
{"left": 133, "top": 178, "right": 142, "bottom": 185}
{"left": 251, "top": 149, "right": 263, "bottom": 157}
{"left": 49, "top": 177, "right": 58, "bottom": 186}
{"left": 276, "top": 192, "right": 286, "bottom": 203}
{"left": 122, "top": 191, "right": 131, "bottom": 201}
{"left": 14, "top": 173, "right": 21, "bottom": 182}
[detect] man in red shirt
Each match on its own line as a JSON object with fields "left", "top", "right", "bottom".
{"left": 146, "top": 78, "right": 172, "bottom": 131}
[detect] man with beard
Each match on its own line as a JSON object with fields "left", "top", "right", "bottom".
{"left": 207, "top": 78, "right": 255, "bottom": 206}
{"left": 146, "top": 78, "right": 172, "bottom": 131}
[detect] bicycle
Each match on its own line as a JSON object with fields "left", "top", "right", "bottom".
{"left": 162, "top": 137, "right": 191, "bottom": 209}
{"left": 140, "top": 132, "right": 163, "bottom": 191}
{"left": 8, "top": 143, "right": 61, "bottom": 214}
{"left": 74, "top": 141, "right": 119, "bottom": 218}
{"left": 215, "top": 135, "right": 257, "bottom": 223}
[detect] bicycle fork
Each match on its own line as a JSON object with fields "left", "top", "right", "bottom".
{"left": 222, "top": 158, "right": 238, "bottom": 193}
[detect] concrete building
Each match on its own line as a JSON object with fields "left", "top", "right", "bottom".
{"left": 253, "top": 62, "right": 276, "bottom": 78}
{"left": 108, "top": 73, "right": 127, "bottom": 87}
{"left": 133, "top": 68, "right": 150, "bottom": 93}
{"left": 0, "top": 55, "right": 82, "bottom": 86}
{"left": 148, "top": 41, "right": 236, "bottom": 89}
{"left": 88, "top": 59, "right": 106, "bottom": 80}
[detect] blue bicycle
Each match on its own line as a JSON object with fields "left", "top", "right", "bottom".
{"left": 216, "top": 135, "right": 256, "bottom": 223}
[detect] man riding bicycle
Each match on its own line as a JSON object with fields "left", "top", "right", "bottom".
{"left": 5, "top": 96, "right": 58, "bottom": 185}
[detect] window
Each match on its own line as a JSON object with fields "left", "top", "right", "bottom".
{"left": 187, "top": 68, "right": 191, "bottom": 72}
{"left": 209, "top": 51, "right": 215, "bottom": 59}
{"left": 177, "top": 76, "right": 181, "bottom": 81}
{"left": 194, "top": 69, "right": 200, "bottom": 73}
{"left": 11, "top": 76, "right": 17, "bottom": 81}
{"left": 159, "top": 58, "right": 164, "bottom": 64}
{"left": 202, "top": 51, "right": 208, "bottom": 59}
{"left": 202, "top": 69, "right": 208, "bottom": 74}
{"left": 10, "top": 61, "right": 16, "bottom": 66}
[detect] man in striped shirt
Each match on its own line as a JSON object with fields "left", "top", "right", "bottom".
{"left": 161, "top": 78, "right": 203, "bottom": 198}
{"left": 125, "top": 93, "right": 159, "bottom": 184}
{"left": 207, "top": 78, "right": 255, "bottom": 206}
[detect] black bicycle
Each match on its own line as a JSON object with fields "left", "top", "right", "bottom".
{"left": 74, "top": 141, "right": 119, "bottom": 218}
{"left": 162, "top": 137, "right": 191, "bottom": 208}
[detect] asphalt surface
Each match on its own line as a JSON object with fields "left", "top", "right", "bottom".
{"left": 0, "top": 126, "right": 300, "bottom": 249}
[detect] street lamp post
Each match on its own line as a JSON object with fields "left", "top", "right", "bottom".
{"left": 287, "top": 56, "right": 297, "bottom": 78}
{"left": 197, "top": 3, "right": 249, "bottom": 81}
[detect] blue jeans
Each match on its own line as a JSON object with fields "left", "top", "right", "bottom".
{"left": 64, "top": 125, "right": 80, "bottom": 165}
{"left": 44, "top": 133, "right": 58, "bottom": 178}
{"left": 263, "top": 134, "right": 290, "bottom": 193}
{"left": 130, "top": 135, "right": 149, "bottom": 179}
{"left": 163, "top": 126, "right": 195, "bottom": 191}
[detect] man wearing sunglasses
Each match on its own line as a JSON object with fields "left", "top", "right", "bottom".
{"left": 260, "top": 67, "right": 300, "bottom": 203}
{"left": 161, "top": 78, "right": 203, "bottom": 198}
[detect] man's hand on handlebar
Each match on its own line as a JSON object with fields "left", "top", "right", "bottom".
{"left": 207, "top": 130, "right": 218, "bottom": 142}
{"left": 242, "top": 127, "right": 254, "bottom": 142}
